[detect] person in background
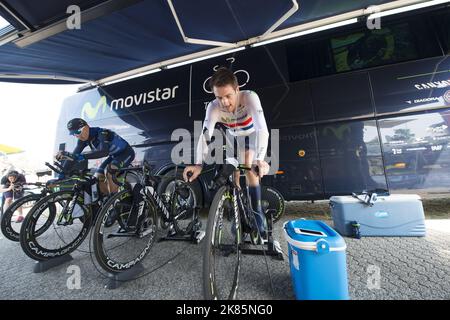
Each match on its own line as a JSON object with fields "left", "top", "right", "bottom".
{"left": 0, "top": 170, "right": 26, "bottom": 223}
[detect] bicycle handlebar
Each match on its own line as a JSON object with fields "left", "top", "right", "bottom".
{"left": 24, "top": 182, "right": 46, "bottom": 188}
{"left": 45, "top": 162, "right": 62, "bottom": 175}
{"left": 53, "top": 161, "right": 64, "bottom": 171}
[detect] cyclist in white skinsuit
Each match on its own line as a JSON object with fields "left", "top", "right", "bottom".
{"left": 198, "top": 89, "right": 269, "bottom": 164}
{"left": 183, "top": 67, "right": 270, "bottom": 238}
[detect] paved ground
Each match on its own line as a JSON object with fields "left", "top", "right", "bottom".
{"left": 0, "top": 202, "right": 449, "bottom": 300}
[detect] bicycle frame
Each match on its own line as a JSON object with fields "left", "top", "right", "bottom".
{"left": 114, "top": 164, "right": 179, "bottom": 230}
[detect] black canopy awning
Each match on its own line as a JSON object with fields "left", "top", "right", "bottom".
{"left": 0, "top": 0, "right": 444, "bottom": 84}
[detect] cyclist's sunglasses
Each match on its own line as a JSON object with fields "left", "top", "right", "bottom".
{"left": 70, "top": 127, "right": 83, "bottom": 135}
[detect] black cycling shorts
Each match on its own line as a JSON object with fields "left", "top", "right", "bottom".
{"left": 96, "top": 146, "right": 135, "bottom": 174}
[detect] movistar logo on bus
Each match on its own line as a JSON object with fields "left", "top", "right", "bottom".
{"left": 110, "top": 85, "right": 179, "bottom": 111}
{"left": 81, "top": 96, "right": 107, "bottom": 119}
{"left": 80, "top": 85, "right": 180, "bottom": 120}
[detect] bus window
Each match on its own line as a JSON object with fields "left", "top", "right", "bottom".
{"left": 286, "top": 38, "right": 335, "bottom": 82}
{"left": 331, "top": 22, "right": 419, "bottom": 72}
{"left": 433, "top": 8, "right": 450, "bottom": 54}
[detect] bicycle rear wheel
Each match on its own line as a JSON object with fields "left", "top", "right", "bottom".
{"left": 1, "top": 193, "right": 44, "bottom": 241}
{"left": 203, "top": 186, "right": 241, "bottom": 300}
{"left": 92, "top": 189, "right": 157, "bottom": 274}
{"left": 262, "top": 186, "right": 285, "bottom": 224}
{"left": 19, "top": 191, "right": 91, "bottom": 261}
{"left": 170, "top": 181, "right": 197, "bottom": 235}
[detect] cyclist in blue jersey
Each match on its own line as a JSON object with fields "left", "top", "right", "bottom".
{"left": 56, "top": 118, "right": 135, "bottom": 196}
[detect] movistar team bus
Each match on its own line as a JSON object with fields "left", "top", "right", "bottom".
{"left": 55, "top": 6, "right": 450, "bottom": 205}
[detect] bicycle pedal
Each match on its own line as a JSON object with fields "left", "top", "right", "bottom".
{"left": 140, "top": 228, "right": 154, "bottom": 238}
{"left": 57, "top": 219, "right": 73, "bottom": 226}
{"left": 193, "top": 220, "right": 202, "bottom": 231}
{"left": 167, "top": 228, "right": 177, "bottom": 237}
{"left": 273, "top": 240, "right": 282, "bottom": 252}
{"left": 107, "top": 231, "right": 137, "bottom": 238}
{"left": 195, "top": 230, "right": 205, "bottom": 243}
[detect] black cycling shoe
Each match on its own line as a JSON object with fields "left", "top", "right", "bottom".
{"left": 104, "top": 208, "right": 119, "bottom": 228}
{"left": 253, "top": 211, "right": 267, "bottom": 240}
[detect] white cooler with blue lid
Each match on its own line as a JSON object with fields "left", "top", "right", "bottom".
{"left": 329, "top": 194, "right": 426, "bottom": 237}
{"left": 283, "top": 220, "right": 349, "bottom": 300}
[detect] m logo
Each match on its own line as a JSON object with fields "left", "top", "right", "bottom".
{"left": 81, "top": 96, "right": 108, "bottom": 120}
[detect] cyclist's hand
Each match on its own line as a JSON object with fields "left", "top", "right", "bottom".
{"left": 7, "top": 184, "right": 14, "bottom": 191}
{"left": 56, "top": 151, "right": 82, "bottom": 161}
{"left": 55, "top": 151, "right": 64, "bottom": 161}
{"left": 56, "top": 151, "right": 73, "bottom": 161}
{"left": 255, "top": 160, "right": 270, "bottom": 178}
{"left": 183, "top": 165, "right": 202, "bottom": 182}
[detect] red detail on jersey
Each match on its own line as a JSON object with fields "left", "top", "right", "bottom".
{"left": 223, "top": 117, "right": 253, "bottom": 128}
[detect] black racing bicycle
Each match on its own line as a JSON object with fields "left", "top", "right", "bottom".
{"left": 1, "top": 181, "right": 47, "bottom": 242}
{"left": 91, "top": 162, "right": 201, "bottom": 274}
{"left": 18, "top": 157, "right": 135, "bottom": 261}
{"left": 203, "top": 160, "right": 283, "bottom": 300}
{"left": 1, "top": 161, "right": 82, "bottom": 242}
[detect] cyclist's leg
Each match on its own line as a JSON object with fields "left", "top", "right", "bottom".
{"left": 242, "top": 135, "right": 267, "bottom": 238}
{"left": 15, "top": 192, "right": 24, "bottom": 218}
{"left": 3, "top": 192, "right": 20, "bottom": 222}
{"left": 3, "top": 191, "right": 13, "bottom": 210}
{"left": 106, "top": 146, "right": 135, "bottom": 193}
{"left": 96, "top": 157, "right": 112, "bottom": 196}
{"left": 104, "top": 148, "right": 135, "bottom": 226}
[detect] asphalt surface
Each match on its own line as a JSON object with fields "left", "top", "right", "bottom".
{"left": 0, "top": 202, "right": 449, "bottom": 300}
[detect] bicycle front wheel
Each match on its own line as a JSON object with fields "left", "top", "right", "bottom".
{"left": 203, "top": 186, "right": 241, "bottom": 300}
{"left": 19, "top": 191, "right": 91, "bottom": 261}
{"left": 92, "top": 189, "right": 157, "bottom": 274}
{"left": 1, "top": 193, "right": 43, "bottom": 242}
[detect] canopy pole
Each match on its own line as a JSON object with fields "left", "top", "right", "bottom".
{"left": 0, "top": 1, "right": 33, "bottom": 30}
{"left": 12, "top": 0, "right": 143, "bottom": 48}
{"left": 167, "top": 0, "right": 236, "bottom": 47}
{"left": 91, "top": 0, "right": 444, "bottom": 89}
{"left": 261, "top": 0, "right": 299, "bottom": 39}
{"left": 248, "top": 0, "right": 436, "bottom": 46}
{"left": 0, "top": 73, "right": 89, "bottom": 83}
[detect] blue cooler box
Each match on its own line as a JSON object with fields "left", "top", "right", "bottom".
{"left": 330, "top": 194, "right": 426, "bottom": 237}
{"left": 283, "top": 220, "right": 349, "bottom": 300}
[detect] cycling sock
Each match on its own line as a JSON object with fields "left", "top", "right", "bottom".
{"left": 249, "top": 186, "right": 262, "bottom": 215}
{"left": 249, "top": 185, "right": 267, "bottom": 238}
